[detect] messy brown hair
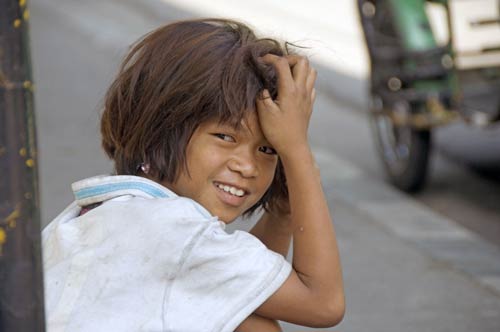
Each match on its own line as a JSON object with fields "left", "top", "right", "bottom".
{"left": 101, "top": 18, "right": 290, "bottom": 215}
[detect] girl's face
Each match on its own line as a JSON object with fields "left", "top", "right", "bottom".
{"left": 165, "top": 112, "right": 278, "bottom": 223}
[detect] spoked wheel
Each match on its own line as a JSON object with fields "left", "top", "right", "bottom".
{"left": 370, "top": 98, "right": 431, "bottom": 192}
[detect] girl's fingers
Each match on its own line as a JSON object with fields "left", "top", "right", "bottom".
{"left": 260, "top": 54, "right": 295, "bottom": 97}
{"left": 306, "top": 67, "right": 317, "bottom": 94}
{"left": 289, "top": 56, "right": 310, "bottom": 86}
{"left": 283, "top": 54, "right": 301, "bottom": 67}
{"left": 259, "top": 54, "right": 316, "bottom": 117}
{"left": 256, "top": 89, "right": 279, "bottom": 112}
{"left": 260, "top": 54, "right": 314, "bottom": 96}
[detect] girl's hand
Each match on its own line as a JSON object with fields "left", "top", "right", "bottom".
{"left": 256, "top": 54, "right": 317, "bottom": 157}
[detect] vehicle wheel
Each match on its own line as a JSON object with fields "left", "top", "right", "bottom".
{"left": 370, "top": 97, "right": 431, "bottom": 192}
{"left": 358, "top": 0, "right": 432, "bottom": 192}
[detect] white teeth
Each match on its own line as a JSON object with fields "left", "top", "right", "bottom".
{"left": 216, "top": 183, "right": 245, "bottom": 197}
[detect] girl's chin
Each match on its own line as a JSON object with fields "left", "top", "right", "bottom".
{"left": 216, "top": 214, "right": 238, "bottom": 224}
{"left": 207, "top": 205, "right": 245, "bottom": 224}
{"left": 208, "top": 201, "right": 258, "bottom": 224}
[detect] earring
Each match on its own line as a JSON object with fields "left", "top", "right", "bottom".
{"left": 140, "top": 163, "right": 150, "bottom": 174}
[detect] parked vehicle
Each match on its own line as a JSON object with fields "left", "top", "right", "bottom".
{"left": 357, "top": 0, "right": 500, "bottom": 191}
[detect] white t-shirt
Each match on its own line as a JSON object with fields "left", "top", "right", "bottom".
{"left": 43, "top": 175, "right": 291, "bottom": 332}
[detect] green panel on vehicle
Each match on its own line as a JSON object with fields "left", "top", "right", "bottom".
{"left": 388, "top": 0, "right": 437, "bottom": 51}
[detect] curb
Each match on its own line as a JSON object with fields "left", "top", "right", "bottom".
{"left": 314, "top": 147, "right": 500, "bottom": 296}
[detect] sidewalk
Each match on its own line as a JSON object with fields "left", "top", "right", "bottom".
{"left": 30, "top": 0, "right": 500, "bottom": 330}
{"left": 232, "top": 141, "right": 500, "bottom": 332}
{"left": 298, "top": 148, "right": 500, "bottom": 331}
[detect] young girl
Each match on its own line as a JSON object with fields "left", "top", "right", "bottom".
{"left": 42, "top": 18, "right": 344, "bottom": 332}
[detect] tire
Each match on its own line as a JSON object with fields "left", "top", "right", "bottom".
{"left": 358, "top": 0, "right": 432, "bottom": 192}
{"left": 370, "top": 98, "right": 431, "bottom": 192}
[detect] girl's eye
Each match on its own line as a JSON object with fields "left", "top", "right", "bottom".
{"left": 213, "top": 133, "right": 235, "bottom": 142}
{"left": 259, "top": 146, "right": 277, "bottom": 155}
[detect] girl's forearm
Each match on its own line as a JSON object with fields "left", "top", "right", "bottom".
{"left": 280, "top": 145, "right": 344, "bottom": 307}
{"left": 249, "top": 212, "right": 292, "bottom": 257}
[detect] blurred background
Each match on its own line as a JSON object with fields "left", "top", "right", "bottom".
{"left": 25, "top": 0, "right": 500, "bottom": 330}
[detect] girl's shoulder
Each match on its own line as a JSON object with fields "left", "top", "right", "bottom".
{"left": 116, "top": 195, "right": 215, "bottom": 224}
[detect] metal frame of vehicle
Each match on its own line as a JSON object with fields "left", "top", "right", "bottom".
{"left": 357, "top": 0, "right": 500, "bottom": 192}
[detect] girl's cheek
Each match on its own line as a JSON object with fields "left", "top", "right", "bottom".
{"left": 262, "top": 161, "right": 278, "bottom": 186}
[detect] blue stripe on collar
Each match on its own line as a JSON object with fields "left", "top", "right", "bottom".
{"left": 74, "top": 181, "right": 170, "bottom": 201}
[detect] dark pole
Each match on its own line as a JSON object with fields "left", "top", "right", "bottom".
{"left": 0, "top": 0, "right": 45, "bottom": 331}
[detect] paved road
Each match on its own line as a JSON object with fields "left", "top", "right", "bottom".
{"left": 30, "top": 0, "right": 500, "bottom": 331}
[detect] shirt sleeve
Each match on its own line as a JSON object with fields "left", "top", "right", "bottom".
{"left": 166, "top": 222, "right": 292, "bottom": 332}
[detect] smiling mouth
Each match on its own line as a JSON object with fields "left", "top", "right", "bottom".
{"left": 213, "top": 182, "right": 246, "bottom": 197}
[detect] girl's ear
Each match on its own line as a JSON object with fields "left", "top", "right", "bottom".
{"left": 139, "top": 163, "right": 151, "bottom": 174}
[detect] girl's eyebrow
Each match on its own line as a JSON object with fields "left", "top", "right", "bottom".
{"left": 212, "top": 118, "right": 273, "bottom": 146}
{"left": 212, "top": 122, "right": 239, "bottom": 133}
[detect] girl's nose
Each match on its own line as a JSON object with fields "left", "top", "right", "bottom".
{"left": 227, "top": 152, "right": 259, "bottom": 178}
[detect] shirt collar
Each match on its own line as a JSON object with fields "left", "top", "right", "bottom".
{"left": 72, "top": 175, "right": 177, "bottom": 207}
